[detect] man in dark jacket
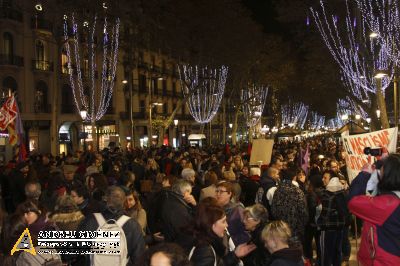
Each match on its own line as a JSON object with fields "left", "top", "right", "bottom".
{"left": 159, "top": 179, "right": 195, "bottom": 242}
{"left": 78, "top": 186, "right": 145, "bottom": 265}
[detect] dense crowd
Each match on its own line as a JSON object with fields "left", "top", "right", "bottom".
{"left": 0, "top": 136, "right": 399, "bottom": 266}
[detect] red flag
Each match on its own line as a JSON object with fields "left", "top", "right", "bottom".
{"left": 0, "top": 96, "right": 17, "bottom": 130}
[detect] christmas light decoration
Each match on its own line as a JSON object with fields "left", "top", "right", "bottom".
{"left": 63, "top": 13, "right": 120, "bottom": 122}
{"left": 241, "top": 84, "right": 268, "bottom": 128}
{"left": 178, "top": 64, "right": 228, "bottom": 123}
{"left": 311, "top": 0, "right": 394, "bottom": 95}
{"left": 355, "top": 0, "right": 400, "bottom": 64}
{"left": 281, "top": 101, "right": 309, "bottom": 129}
{"left": 309, "top": 112, "right": 325, "bottom": 130}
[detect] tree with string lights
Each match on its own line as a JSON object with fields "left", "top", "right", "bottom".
{"left": 311, "top": 0, "right": 395, "bottom": 129}
{"left": 308, "top": 111, "right": 325, "bottom": 130}
{"left": 63, "top": 12, "right": 120, "bottom": 150}
{"left": 241, "top": 84, "right": 268, "bottom": 141}
{"left": 281, "top": 101, "right": 309, "bottom": 129}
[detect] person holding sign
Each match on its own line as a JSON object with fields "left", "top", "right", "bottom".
{"left": 348, "top": 154, "right": 400, "bottom": 266}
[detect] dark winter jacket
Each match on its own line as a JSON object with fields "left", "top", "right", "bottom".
{"left": 239, "top": 175, "right": 260, "bottom": 207}
{"left": 242, "top": 222, "right": 271, "bottom": 266}
{"left": 271, "top": 180, "right": 308, "bottom": 241}
{"left": 189, "top": 235, "right": 240, "bottom": 266}
{"left": 224, "top": 202, "right": 250, "bottom": 245}
{"left": 77, "top": 207, "right": 145, "bottom": 265}
{"left": 317, "top": 178, "right": 347, "bottom": 230}
{"left": 159, "top": 190, "right": 194, "bottom": 242}
{"left": 348, "top": 171, "right": 400, "bottom": 266}
{"left": 255, "top": 174, "right": 278, "bottom": 215}
{"left": 269, "top": 246, "right": 304, "bottom": 266}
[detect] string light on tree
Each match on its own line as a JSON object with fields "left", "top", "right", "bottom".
{"left": 241, "top": 84, "right": 268, "bottom": 127}
{"left": 311, "top": 0, "right": 394, "bottom": 94}
{"left": 63, "top": 13, "right": 120, "bottom": 122}
{"left": 309, "top": 112, "right": 325, "bottom": 130}
{"left": 178, "top": 64, "right": 228, "bottom": 123}
{"left": 281, "top": 101, "right": 309, "bottom": 129}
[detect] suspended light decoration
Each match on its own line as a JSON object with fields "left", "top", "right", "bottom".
{"left": 241, "top": 84, "right": 268, "bottom": 128}
{"left": 63, "top": 13, "right": 120, "bottom": 122}
{"left": 309, "top": 112, "right": 325, "bottom": 130}
{"left": 355, "top": 0, "right": 400, "bottom": 64}
{"left": 178, "top": 64, "right": 228, "bottom": 123}
{"left": 281, "top": 101, "right": 309, "bottom": 129}
{"left": 310, "top": 0, "right": 394, "bottom": 94}
{"left": 326, "top": 117, "right": 344, "bottom": 129}
{"left": 337, "top": 97, "right": 368, "bottom": 121}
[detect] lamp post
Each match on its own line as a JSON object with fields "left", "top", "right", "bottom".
{"left": 374, "top": 70, "right": 389, "bottom": 128}
{"left": 174, "top": 119, "right": 179, "bottom": 147}
{"left": 80, "top": 108, "right": 87, "bottom": 151}
{"left": 148, "top": 75, "right": 164, "bottom": 146}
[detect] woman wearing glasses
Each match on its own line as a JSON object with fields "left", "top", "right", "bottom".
{"left": 242, "top": 204, "right": 271, "bottom": 266}
{"left": 215, "top": 182, "right": 250, "bottom": 245}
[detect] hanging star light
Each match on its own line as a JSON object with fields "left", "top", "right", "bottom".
{"left": 63, "top": 13, "right": 120, "bottom": 122}
{"left": 310, "top": 0, "right": 394, "bottom": 95}
{"left": 178, "top": 64, "right": 228, "bottom": 124}
{"left": 281, "top": 101, "right": 309, "bottom": 129}
{"left": 241, "top": 84, "right": 268, "bottom": 128}
{"left": 355, "top": 0, "right": 400, "bottom": 64}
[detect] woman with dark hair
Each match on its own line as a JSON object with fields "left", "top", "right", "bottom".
{"left": 348, "top": 154, "right": 400, "bottom": 265}
{"left": 136, "top": 242, "right": 191, "bottom": 266}
{"left": 86, "top": 173, "right": 108, "bottom": 202}
{"left": 16, "top": 200, "right": 56, "bottom": 237}
{"left": 0, "top": 214, "right": 27, "bottom": 265}
{"left": 188, "top": 199, "right": 256, "bottom": 266}
{"left": 125, "top": 189, "right": 147, "bottom": 234}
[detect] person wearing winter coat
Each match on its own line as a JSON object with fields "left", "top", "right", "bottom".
{"left": 262, "top": 220, "right": 304, "bottom": 266}
{"left": 187, "top": 198, "right": 256, "bottom": 266}
{"left": 242, "top": 204, "right": 271, "bottom": 266}
{"left": 317, "top": 171, "right": 348, "bottom": 266}
{"left": 348, "top": 154, "right": 400, "bottom": 266}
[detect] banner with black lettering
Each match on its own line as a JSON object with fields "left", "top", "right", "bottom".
{"left": 342, "top": 127, "right": 398, "bottom": 183}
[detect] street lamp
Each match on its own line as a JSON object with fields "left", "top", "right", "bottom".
{"left": 148, "top": 74, "right": 164, "bottom": 146}
{"left": 174, "top": 119, "right": 179, "bottom": 147}
{"left": 355, "top": 114, "right": 361, "bottom": 120}
{"left": 376, "top": 109, "right": 381, "bottom": 119}
{"left": 229, "top": 123, "right": 233, "bottom": 129}
{"left": 80, "top": 107, "right": 87, "bottom": 151}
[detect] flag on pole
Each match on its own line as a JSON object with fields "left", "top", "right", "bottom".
{"left": 299, "top": 144, "right": 310, "bottom": 175}
{"left": 0, "top": 95, "right": 17, "bottom": 130}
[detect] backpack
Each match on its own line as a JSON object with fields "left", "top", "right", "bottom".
{"left": 90, "top": 213, "right": 130, "bottom": 266}
{"left": 188, "top": 245, "right": 217, "bottom": 266}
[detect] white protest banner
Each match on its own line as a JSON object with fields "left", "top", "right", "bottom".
{"left": 250, "top": 139, "right": 274, "bottom": 166}
{"left": 342, "top": 127, "right": 398, "bottom": 183}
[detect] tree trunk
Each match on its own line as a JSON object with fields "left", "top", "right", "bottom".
{"left": 91, "top": 121, "right": 97, "bottom": 151}
{"left": 249, "top": 127, "right": 253, "bottom": 143}
{"left": 232, "top": 106, "right": 240, "bottom": 145}
{"left": 376, "top": 80, "right": 390, "bottom": 129}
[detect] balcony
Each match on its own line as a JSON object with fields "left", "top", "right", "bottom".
{"left": 0, "top": 8, "right": 23, "bottom": 22}
{"left": 32, "top": 60, "right": 53, "bottom": 72}
{"left": 0, "top": 54, "right": 24, "bottom": 67}
{"left": 61, "top": 104, "right": 75, "bottom": 114}
{"left": 31, "top": 17, "right": 53, "bottom": 32}
{"left": 34, "top": 104, "right": 51, "bottom": 113}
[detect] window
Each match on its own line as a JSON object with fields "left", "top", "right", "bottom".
{"left": 61, "top": 84, "right": 73, "bottom": 113}
{"left": 138, "top": 51, "right": 144, "bottom": 64}
{"left": 61, "top": 47, "right": 69, "bottom": 74}
{"left": 162, "top": 60, "right": 166, "bottom": 73}
{"left": 139, "top": 74, "right": 146, "bottom": 92}
{"left": 139, "top": 100, "right": 145, "bottom": 113}
{"left": 2, "top": 76, "right": 17, "bottom": 94}
{"left": 172, "top": 81, "right": 176, "bottom": 96}
{"left": 3, "top": 32, "right": 13, "bottom": 58}
{"left": 152, "top": 78, "right": 158, "bottom": 95}
{"left": 35, "top": 80, "right": 48, "bottom": 113}
{"left": 35, "top": 40, "right": 44, "bottom": 61}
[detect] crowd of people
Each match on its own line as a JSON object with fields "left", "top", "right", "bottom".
{"left": 0, "top": 136, "right": 398, "bottom": 266}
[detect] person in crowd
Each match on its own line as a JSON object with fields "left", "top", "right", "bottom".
{"left": 78, "top": 186, "right": 145, "bottom": 265}
{"left": 50, "top": 195, "right": 85, "bottom": 231}
{"left": 86, "top": 172, "right": 108, "bottom": 202}
{"left": 303, "top": 174, "right": 324, "bottom": 265}
{"left": 318, "top": 170, "right": 348, "bottom": 266}
{"left": 159, "top": 179, "right": 196, "bottom": 242}
{"left": 242, "top": 204, "right": 271, "bottom": 266}
{"left": 294, "top": 168, "right": 307, "bottom": 194}
{"left": 125, "top": 188, "right": 147, "bottom": 234}
{"left": 34, "top": 153, "right": 52, "bottom": 188}
{"left": 187, "top": 199, "right": 256, "bottom": 266}
{"left": 136, "top": 243, "right": 191, "bottom": 266}
{"left": 24, "top": 181, "right": 42, "bottom": 202}
{"left": 8, "top": 162, "right": 30, "bottom": 213}
{"left": 223, "top": 169, "right": 236, "bottom": 181}
{"left": 240, "top": 167, "right": 261, "bottom": 207}
{"left": 182, "top": 167, "right": 202, "bottom": 201}
{"left": 70, "top": 185, "right": 103, "bottom": 216}
{"left": 215, "top": 181, "right": 249, "bottom": 245}
{"left": 256, "top": 166, "right": 280, "bottom": 213}
{"left": 262, "top": 220, "right": 304, "bottom": 266}
{"left": 16, "top": 200, "right": 56, "bottom": 237}
{"left": 348, "top": 154, "right": 400, "bottom": 266}
{"left": 120, "top": 170, "right": 136, "bottom": 192}
{"left": 145, "top": 158, "right": 160, "bottom": 180}
{"left": 271, "top": 167, "right": 308, "bottom": 243}
{"left": 63, "top": 164, "right": 81, "bottom": 192}
{"left": 200, "top": 170, "right": 219, "bottom": 201}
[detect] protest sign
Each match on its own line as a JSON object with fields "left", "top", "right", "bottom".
{"left": 250, "top": 139, "right": 274, "bottom": 166}
{"left": 342, "top": 127, "right": 398, "bottom": 183}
